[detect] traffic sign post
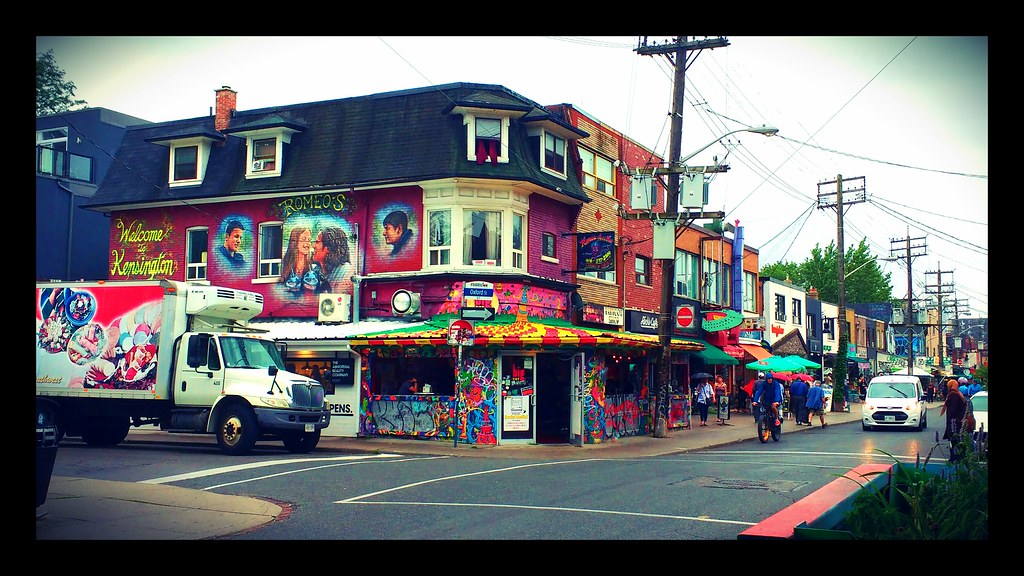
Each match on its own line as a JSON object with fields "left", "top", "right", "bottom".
{"left": 448, "top": 318, "right": 475, "bottom": 448}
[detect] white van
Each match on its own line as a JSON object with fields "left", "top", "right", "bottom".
{"left": 861, "top": 375, "right": 927, "bottom": 431}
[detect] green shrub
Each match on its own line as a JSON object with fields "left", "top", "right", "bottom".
{"left": 840, "top": 432, "right": 987, "bottom": 539}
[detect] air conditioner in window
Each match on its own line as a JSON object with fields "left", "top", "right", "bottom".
{"left": 252, "top": 160, "right": 267, "bottom": 171}
{"left": 318, "top": 293, "right": 351, "bottom": 323}
{"left": 391, "top": 289, "right": 421, "bottom": 317}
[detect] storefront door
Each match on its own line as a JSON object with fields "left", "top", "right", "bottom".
{"left": 499, "top": 353, "right": 535, "bottom": 443}
{"left": 569, "top": 352, "right": 585, "bottom": 446}
{"left": 535, "top": 353, "right": 572, "bottom": 444}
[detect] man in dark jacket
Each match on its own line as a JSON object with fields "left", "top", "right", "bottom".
{"left": 789, "top": 377, "right": 809, "bottom": 425}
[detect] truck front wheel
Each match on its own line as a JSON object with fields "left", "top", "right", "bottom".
{"left": 81, "top": 417, "right": 130, "bottom": 446}
{"left": 283, "top": 429, "right": 321, "bottom": 453}
{"left": 217, "top": 405, "right": 258, "bottom": 456}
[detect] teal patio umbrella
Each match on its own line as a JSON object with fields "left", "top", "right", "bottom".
{"left": 745, "top": 355, "right": 805, "bottom": 373}
{"left": 783, "top": 355, "right": 821, "bottom": 369}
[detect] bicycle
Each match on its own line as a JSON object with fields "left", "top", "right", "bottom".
{"left": 753, "top": 402, "right": 781, "bottom": 443}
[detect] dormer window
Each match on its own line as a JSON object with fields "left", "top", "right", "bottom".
{"left": 243, "top": 134, "right": 284, "bottom": 178}
{"left": 475, "top": 117, "right": 502, "bottom": 165}
{"left": 222, "top": 114, "right": 306, "bottom": 180}
{"left": 173, "top": 145, "right": 198, "bottom": 181}
{"left": 251, "top": 138, "right": 277, "bottom": 172}
{"left": 544, "top": 132, "right": 566, "bottom": 175}
{"left": 146, "top": 127, "right": 224, "bottom": 188}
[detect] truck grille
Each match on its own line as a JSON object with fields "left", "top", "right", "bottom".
{"left": 291, "top": 383, "right": 325, "bottom": 409}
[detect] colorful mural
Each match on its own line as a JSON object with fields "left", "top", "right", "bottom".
{"left": 216, "top": 216, "right": 252, "bottom": 273}
{"left": 436, "top": 281, "right": 568, "bottom": 319}
{"left": 109, "top": 215, "right": 177, "bottom": 279}
{"left": 279, "top": 213, "right": 355, "bottom": 298}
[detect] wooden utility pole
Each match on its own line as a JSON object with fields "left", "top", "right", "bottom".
{"left": 925, "top": 266, "right": 955, "bottom": 369}
{"left": 635, "top": 36, "right": 728, "bottom": 438}
{"left": 816, "top": 176, "right": 865, "bottom": 394}
{"left": 889, "top": 231, "right": 927, "bottom": 371}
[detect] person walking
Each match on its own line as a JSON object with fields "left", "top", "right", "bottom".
{"left": 789, "top": 377, "right": 809, "bottom": 425}
{"left": 695, "top": 376, "right": 714, "bottom": 427}
{"left": 714, "top": 374, "right": 728, "bottom": 425}
{"left": 805, "top": 379, "right": 827, "bottom": 428}
{"left": 940, "top": 378, "right": 968, "bottom": 461}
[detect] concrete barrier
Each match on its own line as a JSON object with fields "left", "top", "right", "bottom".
{"left": 738, "top": 463, "right": 892, "bottom": 540}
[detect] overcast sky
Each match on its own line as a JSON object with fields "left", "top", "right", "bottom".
{"left": 36, "top": 36, "right": 988, "bottom": 320}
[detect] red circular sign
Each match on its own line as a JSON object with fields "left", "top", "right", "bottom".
{"left": 450, "top": 319, "right": 473, "bottom": 342}
{"left": 676, "top": 307, "right": 693, "bottom": 328}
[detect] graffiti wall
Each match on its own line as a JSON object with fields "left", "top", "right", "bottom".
{"left": 357, "top": 350, "right": 498, "bottom": 446}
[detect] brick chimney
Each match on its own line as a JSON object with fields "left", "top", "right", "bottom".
{"left": 214, "top": 86, "right": 237, "bottom": 131}
{"left": 808, "top": 286, "right": 819, "bottom": 300}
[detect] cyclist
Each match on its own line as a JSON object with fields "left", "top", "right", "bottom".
{"left": 752, "top": 371, "right": 783, "bottom": 427}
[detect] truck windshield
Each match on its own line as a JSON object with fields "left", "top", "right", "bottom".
{"left": 220, "top": 337, "right": 285, "bottom": 370}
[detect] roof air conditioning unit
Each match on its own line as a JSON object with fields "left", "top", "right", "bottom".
{"left": 318, "top": 293, "right": 351, "bottom": 323}
{"left": 391, "top": 289, "right": 421, "bottom": 317}
{"left": 252, "top": 160, "right": 267, "bottom": 171}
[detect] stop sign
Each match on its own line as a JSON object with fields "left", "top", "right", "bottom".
{"left": 676, "top": 306, "right": 693, "bottom": 328}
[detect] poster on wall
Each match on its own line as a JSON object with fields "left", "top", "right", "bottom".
{"left": 503, "top": 397, "right": 530, "bottom": 431}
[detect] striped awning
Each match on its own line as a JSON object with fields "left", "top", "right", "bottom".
{"left": 347, "top": 314, "right": 703, "bottom": 351}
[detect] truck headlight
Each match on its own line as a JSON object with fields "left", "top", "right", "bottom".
{"left": 260, "top": 396, "right": 292, "bottom": 409}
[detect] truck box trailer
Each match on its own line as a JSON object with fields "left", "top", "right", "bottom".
{"left": 36, "top": 280, "right": 330, "bottom": 455}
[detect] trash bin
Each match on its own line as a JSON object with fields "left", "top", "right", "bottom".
{"left": 36, "top": 398, "right": 60, "bottom": 508}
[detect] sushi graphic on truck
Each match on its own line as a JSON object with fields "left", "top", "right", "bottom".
{"left": 35, "top": 280, "right": 330, "bottom": 455}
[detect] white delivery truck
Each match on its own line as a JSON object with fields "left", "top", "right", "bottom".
{"left": 35, "top": 280, "right": 330, "bottom": 455}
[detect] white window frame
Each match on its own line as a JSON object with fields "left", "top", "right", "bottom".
{"left": 167, "top": 138, "right": 212, "bottom": 187}
{"left": 775, "top": 294, "right": 786, "bottom": 322}
{"left": 463, "top": 114, "right": 510, "bottom": 164}
{"left": 743, "top": 271, "right": 757, "bottom": 313}
{"left": 541, "top": 232, "right": 557, "bottom": 262}
{"left": 258, "top": 221, "right": 283, "bottom": 278}
{"left": 428, "top": 209, "right": 451, "bottom": 266}
{"left": 423, "top": 197, "right": 526, "bottom": 273}
{"left": 792, "top": 298, "right": 802, "bottom": 325}
{"left": 635, "top": 255, "right": 651, "bottom": 286}
{"left": 186, "top": 226, "right": 208, "bottom": 281}
{"left": 245, "top": 134, "right": 283, "bottom": 178}
{"left": 542, "top": 131, "right": 566, "bottom": 176}
{"left": 36, "top": 127, "right": 68, "bottom": 176}
{"left": 674, "top": 250, "right": 698, "bottom": 298}
{"left": 578, "top": 147, "right": 615, "bottom": 196}
{"left": 511, "top": 212, "right": 525, "bottom": 270}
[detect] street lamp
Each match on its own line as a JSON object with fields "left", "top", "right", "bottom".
{"left": 677, "top": 125, "right": 778, "bottom": 166}
{"left": 654, "top": 124, "right": 778, "bottom": 438}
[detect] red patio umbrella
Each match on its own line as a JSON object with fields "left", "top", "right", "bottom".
{"left": 791, "top": 373, "right": 814, "bottom": 382}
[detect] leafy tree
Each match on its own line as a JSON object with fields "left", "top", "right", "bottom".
{"left": 761, "top": 238, "right": 894, "bottom": 307}
{"left": 36, "top": 49, "right": 86, "bottom": 116}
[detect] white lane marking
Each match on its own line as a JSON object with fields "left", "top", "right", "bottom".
{"left": 140, "top": 453, "right": 404, "bottom": 484}
{"left": 337, "top": 459, "right": 603, "bottom": 503}
{"left": 342, "top": 501, "right": 757, "bottom": 526}
{"left": 200, "top": 456, "right": 448, "bottom": 491}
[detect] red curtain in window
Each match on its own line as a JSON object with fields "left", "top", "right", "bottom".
{"left": 476, "top": 139, "right": 499, "bottom": 165}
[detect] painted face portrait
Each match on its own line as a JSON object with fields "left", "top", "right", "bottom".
{"left": 218, "top": 220, "right": 247, "bottom": 268}
{"left": 383, "top": 223, "right": 403, "bottom": 245}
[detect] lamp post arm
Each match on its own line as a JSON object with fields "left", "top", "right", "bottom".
{"left": 678, "top": 126, "right": 778, "bottom": 166}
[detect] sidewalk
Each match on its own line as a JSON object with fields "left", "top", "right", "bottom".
{"left": 36, "top": 403, "right": 886, "bottom": 540}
